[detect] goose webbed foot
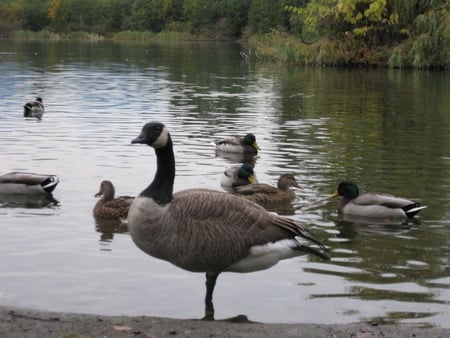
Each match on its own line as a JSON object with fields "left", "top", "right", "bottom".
{"left": 202, "top": 272, "right": 219, "bottom": 321}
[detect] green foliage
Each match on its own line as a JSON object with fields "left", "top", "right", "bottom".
{"left": 0, "top": 0, "right": 448, "bottom": 69}
{"left": 130, "top": 0, "right": 165, "bottom": 32}
{"left": 247, "top": 0, "right": 284, "bottom": 34}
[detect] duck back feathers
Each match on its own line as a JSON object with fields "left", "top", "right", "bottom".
{"left": 0, "top": 172, "right": 59, "bottom": 194}
{"left": 234, "top": 173, "right": 301, "bottom": 204}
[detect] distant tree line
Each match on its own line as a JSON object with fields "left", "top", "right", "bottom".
{"left": 0, "top": 0, "right": 448, "bottom": 68}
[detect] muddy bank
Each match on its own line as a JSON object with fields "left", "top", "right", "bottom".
{"left": 0, "top": 306, "right": 448, "bottom": 338}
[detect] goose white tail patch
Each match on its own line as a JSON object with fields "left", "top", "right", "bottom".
{"left": 226, "top": 239, "right": 302, "bottom": 273}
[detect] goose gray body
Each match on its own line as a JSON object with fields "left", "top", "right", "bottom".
{"left": 127, "top": 122, "right": 328, "bottom": 319}
{"left": 24, "top": 97, "right": 45, "bottom": 119}
{"left": 0, "top": 172, "right": 59, "bottom": 195}
{"left": 330, "top": 181, "right": 427, "bottom": 219}
{"left": 93, "top": 180, "right": 134, "bottom": 219}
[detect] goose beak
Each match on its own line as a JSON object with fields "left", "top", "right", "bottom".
{"left": 131, "top": 132, "right": 145, "bottom": 144}
{"left": 248, "top": 176, "right": 257, "bottom": 184}
{"left": 253, "top": 142, "right": 260, "bottom": 150}
{"left": 328, "top": 191, "right": 339, "bottom": 199}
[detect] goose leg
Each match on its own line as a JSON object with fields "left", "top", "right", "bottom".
{"left": 203, "top": 272, "right": 219, "bottom": 321}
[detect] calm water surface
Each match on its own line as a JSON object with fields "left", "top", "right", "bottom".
{"left": 0, "top": 40, "right": 449, "bottom": 326}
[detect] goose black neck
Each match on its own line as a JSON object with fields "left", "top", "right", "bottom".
{"left": 141, "top": 135, "right": 175, "bottom": 204}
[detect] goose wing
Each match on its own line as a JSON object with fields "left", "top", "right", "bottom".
{"left": 166, "top": 189, "right": 326, "bottom": 268}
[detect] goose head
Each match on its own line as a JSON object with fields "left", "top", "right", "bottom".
{"left": 131, "top": 122, "right": 169, "bottom": 148}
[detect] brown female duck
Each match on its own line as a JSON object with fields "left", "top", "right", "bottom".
{"left": 234, "top": 174, "right": 302, "bottom": 204}
{"left": 93, "top": 180, "right": 134, "bottom": 219}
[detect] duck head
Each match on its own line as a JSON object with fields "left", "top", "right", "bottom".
{"left": 238, "top": 163, "right": 257, "bottom": 184}
{"left": 243, "top": 133, "right": 260, "bottom": 151}
{"left": 329, "top": 181, "right": 359, "bottom": 199}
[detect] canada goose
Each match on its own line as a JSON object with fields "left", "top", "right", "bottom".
{"left": 220, "top": 163, "right": 258, "bottom": 188}
{"left": 216, "top": 133, "right": 259, "bottom": 154}
{"left": 329, "top": 181, "right": 427, "bottom": 219}
{"left": 128, "top": 122, "right": 329, "bottom": 320}
{"left": 23, "top": 97, "right": 45, "bottom": 119}
{"left": 93, "top": 180, "right": 134, "bottom": 219}
{"left": 234, "top": 174, "right": 302, "bottom": 204}
{"left": 0, "top": 172, "right": 59, "bottom": 195}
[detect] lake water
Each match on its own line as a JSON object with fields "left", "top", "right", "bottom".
{"left": 0, "top": 40, "right": 449, "bottom": 327}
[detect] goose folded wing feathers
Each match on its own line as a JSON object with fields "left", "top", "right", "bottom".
{"left": 170, "top": 188, "right": 325, "bottom": 252}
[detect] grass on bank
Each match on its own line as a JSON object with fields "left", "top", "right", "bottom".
{"left": 6, "top": 30, "right": 198, "bottom": 42}
{"left": 249, "top": 31, "right": 449, "bottom": 69}
{"left": 4, "top": 29, "right": 448, "bottom": 69}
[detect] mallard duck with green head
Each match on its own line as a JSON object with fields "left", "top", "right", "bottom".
{"left": 220, "top": 163, "right": 258, "bottom": 188}
{"left": 216, "top": 133, "right": 260, "bottom": 154}
{"left": 329, "top": 181, "right": 427, "bottom": 219}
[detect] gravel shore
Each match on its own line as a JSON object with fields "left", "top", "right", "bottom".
{"left": 0, "top": 306, "right": 448, "bottom": 338}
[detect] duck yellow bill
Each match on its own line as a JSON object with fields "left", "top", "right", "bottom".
{"left": 328, "top": 191, "right": 339, "bottom": 199}
{"left": 248, "top": 176, "right": 257, "bottom": 184}
{"left": 253, "top": 142, "right": 260, "bottom": 150}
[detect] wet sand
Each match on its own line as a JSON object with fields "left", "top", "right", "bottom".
{"left": 1, "top": 306, "right": 448, "bottom": 338}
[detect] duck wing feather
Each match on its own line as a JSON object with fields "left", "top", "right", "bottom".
{"left": 234, "top": 183, "right": 278, "bottom": 195}
{"left": 354, "top": 192, "right": 415, "bottom": 208}
{"left": 216, "top": 136, "right": 241, "bottom": 146}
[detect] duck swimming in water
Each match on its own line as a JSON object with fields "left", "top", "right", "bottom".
{"left": 24, "top": 97, "right": 45, "bottom": 119}
{"left": 93, "top": 180, "right": 134, "bottom": 219}
{"left": 234, "top": 173, "right": 302, "bottom": 205}
{"left": 220, "top": 163, "right": 258, "bottom": 188}
{"left": 215, "top": 133, "right": 259, "bottom": 155}
{"left": 329, "top": 181, "right": 427, "bottom": 219}
{"left": 0, "top": 172, "right": 59, "bottom": 195}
